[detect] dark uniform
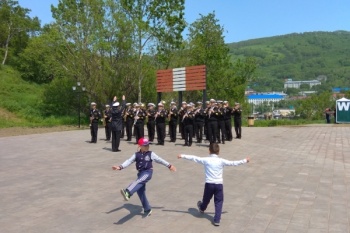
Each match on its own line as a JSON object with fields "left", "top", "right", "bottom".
{"left": 178, "top": 102, "right": 187, "bottom": 140}
{"left": 168, "top": 103, "right": 178, "bottom": 142}
{"left": 133, "top": 105, "right": 145, "bottom": 143}
{"left": 232, "top": 103, "right": 242, "bottom": 139}
{"left": 182, "top": 106, "right": 195, "bottom": 146}
{"left": 111, "top": 100, "right": 126, "bottom": 152}
{"left": 124, "top": 104, "right": 133, "bottom": 141}
{"left": 155, "top": 104, "right": 167, "bottom": 145}
{"left": 194, "top": 103, "right": 206, "bottom": 143}
{"left": 103, "top": 106, "right": 112, "bottom": 141}
{"left": 223, "top": 102, "right": 233, "bottom": 141}
{"left": 146, "top": 104, "right": 156, "bottom": 142}
{"left": 204, "top": 101, "right": 210, "bottom": 141}
{"left": 89, "top": 103, "right": 101, "bottom": 143}
{"left": 206, "top": 101, "right": 219, "bottom": 144}
{"left": 216, "top": 102, "right": 226, "bottom": 144}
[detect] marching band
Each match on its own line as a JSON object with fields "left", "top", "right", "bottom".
{"left": 95, "top": 99, "right": 242, "bottom": 147}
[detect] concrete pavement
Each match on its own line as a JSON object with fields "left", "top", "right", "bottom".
{"left": 0, "top": 125, "right": 349, "bottom": 233}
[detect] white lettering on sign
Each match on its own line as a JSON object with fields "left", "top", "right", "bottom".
{"left": 337, "top": 101, "right": 350, "bottom": 111}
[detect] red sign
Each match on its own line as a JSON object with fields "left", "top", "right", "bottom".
{"left": 157, "top": 65, "right": 206, "bottom": 92}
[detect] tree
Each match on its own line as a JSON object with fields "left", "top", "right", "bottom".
{"left": 120, "top": 0, "right": 186, "bottom": 103}
{"left": 285, "top": 87, "right": 299, "bottom": 96}
{"left": 229, "top": 57, "right": 257, "bottom": 104}
{"left": 187, "top": 12, "right": 256, "bottom": 104}
{"left": 0, "top": 0, "right": 40, "bottom": 65}
{"left": 295, "top": 91, "right": 333, "bottom": 120}
{"left": 51, "top": 0, "right": 185, "bottom": 105}
{"left": 187, "top": 12, "right": 231, "bottom": 100}
{"left": 17, "top": 25, "right": 69, "bottom": 83}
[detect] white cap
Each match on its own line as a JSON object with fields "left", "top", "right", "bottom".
{"left": 105, "top": 104, "right": 110, "bottom": 108}
{"left": 113, "top": 102, "right": 120, "bottom": 107}
{"left": 91, "top": 102, "right": 96, "bottom": 105}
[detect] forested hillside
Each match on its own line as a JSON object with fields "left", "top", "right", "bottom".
{"left": 228, "top": 31, "right": 350, "bottom": 92}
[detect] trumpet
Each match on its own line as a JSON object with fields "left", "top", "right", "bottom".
{"left": 194, "top": 107, "right": 201, "bottom": 115}
{"left": 134, "top": 110, "right": 139, "bottom": 125}
{"left": 155, "top": 110, "right": 161, "bottom": 120}
{"left": 182, "top": 111, "right": 189, "bottom": 122}
{"left": 208, "top": 107, "right": 214, "bottom": 118}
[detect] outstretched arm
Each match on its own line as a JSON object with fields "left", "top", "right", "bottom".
{"left": 222, "top": 157, "right": 250, "bottom": 166}
{"left": 111, "top": 154, "right": 136, "bottom": 170}
{"left": 112, "top": 165, "right": 122, "bottom": 170}
{"left": 177, "top": 154, "right": 206, "bottom": 165}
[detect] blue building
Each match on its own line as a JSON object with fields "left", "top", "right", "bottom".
{"left": 247, "top": 93, "right": 286, "bottom": 105}
{"left": 332, "top": 87, "right": 350, "bottom": 93}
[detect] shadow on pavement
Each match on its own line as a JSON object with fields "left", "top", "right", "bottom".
{"left": 107, "top": 204, "right": 164, "bottom": 225}
{"left": 162, "top": 207, "right": 228, "bottom": 223}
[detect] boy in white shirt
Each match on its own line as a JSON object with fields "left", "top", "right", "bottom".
{"left": 178, "top": 143, "right": 249, "bottom": 226}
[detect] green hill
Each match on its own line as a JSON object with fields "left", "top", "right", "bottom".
{"left": 227, "top": 31, "right": 350, "bottom": 92}
{"left": 0, "top": 66, "right": 75, "bottom": 128}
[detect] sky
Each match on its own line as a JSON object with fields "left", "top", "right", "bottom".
{"left": 17, "top": 0, "right": 350, "bottom": 43}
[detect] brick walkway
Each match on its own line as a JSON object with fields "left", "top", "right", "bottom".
{"left": 0, "top": 125, "right": 349, "bottom": 233}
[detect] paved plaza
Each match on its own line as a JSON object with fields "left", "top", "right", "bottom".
{"left": 0, "top": 125, "right": 349, "bottom": 233}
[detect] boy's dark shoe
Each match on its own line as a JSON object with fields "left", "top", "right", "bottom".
{"left": 197, "top": 201, "right": 204, "bottom": 213}
{"left": 144, "top": 209, "right": 152, "bottom": 217}
{"left": 213, "top": 221, "right": 220, "bottom": 226}
{"left": 120, "top": 189, "right": 130, "bottom": 201}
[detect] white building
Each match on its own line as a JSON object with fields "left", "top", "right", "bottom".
{"left": 247, "top": 93, "right": 286, "bottom": 105}
{"left": 284, "top": 79, "right": 321, "bottom": 89}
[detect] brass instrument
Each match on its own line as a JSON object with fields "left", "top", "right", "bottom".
{"left": 168, "top": 108, "right": 175, "bottom": 120}
{"left": 208, "top": 107, "right": 214, "bottom": 118}
{"left": 155, "top": 110, "right": 161, "bottom": 121}
{"left": 134, "top": 110, "right": 139, "bottom": 125}
{"left": 194, "top": 107, "right": 200, "bottom": 115}
{"left": 123, "top": 108, "right": 128, "bottom": 121}
{"left": 182, "top": 111, "right": 189, "bottom": 122}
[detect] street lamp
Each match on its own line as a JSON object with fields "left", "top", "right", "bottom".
{"left": 72, "top": 82, "right": 86, "bottom": 128}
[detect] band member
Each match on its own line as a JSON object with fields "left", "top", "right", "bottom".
{"left": 111, "top": 95, "right": 126, "bottom": 152}
{"left": 216, "top": 101, "right": 226, "bottom": 144}
{"left": 204, "top": 100, "right": 210, "bottom": 140}
{"left": 182, "top": 103, "right": 195, "bottom": 147}
{"left": 155, "top": 102, "right": 167, "bottom": 145}
{"left": 194, "top": 101, "right": 206, "bottom": 143}
{"left": 133, "top": 103, "right": 145, "bottom": 144}
{"left": 206, "top": 99, "right": 219, "bottom": 143}
{"left": 223, "top": 101, "right": 233, "bottom": 141}
{"left": 178, "top": 101, "right": 187, "bottom": 140}
{"left": 89, "top": 102, "right": 101, "bottom": 143}
{"left": 168, "top": 101, "right": 178, "bottom": 142}
{"left": 104, "top": 104, "right": 112, "bottom": 141}
{"left": 124, "top": 103, "right": 133, "bottom": 141}
{"left": 146, "top": 103, "right": 156, "bottom": 142}
{"left": 232, "top": 102, "right": 242, "bottom": 139}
